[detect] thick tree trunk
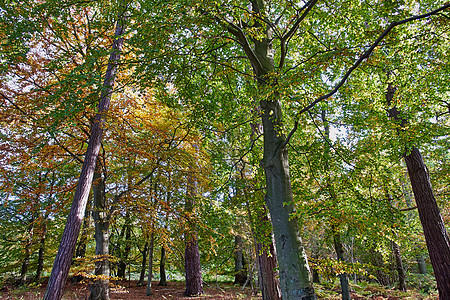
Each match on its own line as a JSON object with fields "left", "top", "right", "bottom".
{"left": 44, "top": 6, "right": 127, "bottom": 300}
{"left": 89, "top": 163, "right": 110, "bottom": 300}
{"left": 404, "top": 148, "right": 450, "bottom": 299}
{"left": 237, "top": 3, "right": 315, "bottom": 298}
{"left": 234, "top": 235, "right": 247, "bottom": 285}
{"left": 146, "top": 232, "right": 155, "bottom": 296}
{"left": 259, "top": 47, "right": 315, "bottom": 300}
{"left": 35, "top": 219, "right": 47, "bottom": 283}
{"left": 386, "top": 83, "right": 450, "bottom": 299}
{"left": 158, "top": 246, "right": 167, "bottom": 286}
{"left": 183, "top": 173, "right": 203, "bottom": 296}
{"left": 242, "top": 102, "right": 282, "bottom": 299}
{"left": 333, "top": 231, "right": 351, "bottom": 300}
{"left": 138, "top": 241, "right": 149, "bottom": 286}
{"left": 225, "top": 1, "right": 316, "bottom": 297}
{"left": 392, "top": 241, "right": 406, "bottom": 292}
{"left": 184, "top": 237, "right": 203, "bottom": 296}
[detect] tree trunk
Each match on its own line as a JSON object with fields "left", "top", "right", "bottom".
{"left": 392, "top": 241, "right": 406, "bottom": 292}
{"left": 20, "top": 244, "right": 31, "bottom": 286}
{"left": 258, "top": 40, "right": 316, "bottom": 300}
{"left": 311, "top": 257, "right": 320, "bottom": 284}
{"left": 404, "top": 148, "right": 450, "bottom": 299}
{"left": 234, "top": 235, "right": 247, "bottom": 285}
{"left": 386, "top": 83, "right": 450, "bottom": 299}
{"left": 310, "top": 247, "right": 321, "bottom": 284}
{"left": 230, "top": 2, "right": 316, "bottom": 298}
{"left": 19, "top": 237, "right": 32, "bottom": 285}
{"left": 19, "top": 217, "right": 34, "bottom": 286}
{"left": 35, "top": 219, "right": 47, "bottom": 283}
{"left": 183, "top": 172, "right": 203, "bottom": 296}
{"left": 256, "top": 237, "right": 282, "bottom": 300}
{"left": 246, "top": 201, "right": 282, "bottom": 300}
{"left": 417, "top": 255, "right": 427, "bottom": 274}
{"left": 117, "top": 217, "right": 132, "bottom": 279}
{"left": 333, "top": 231, "right": 351, "bottom": 300}
{"left": 321, "top": 110, "right": 350, "bottom": 299}
{"left": 44, "top": 6, "right": 127, "bottom": 300}
{"left": 138, "top": 241, "right": 149, "bottom": 286}
{"left": 158, "top": 246, "right": 167, "bottom": 286}
{"left": 184, "top": 237, "right": 203, "bottom": 296}
{"left": 242, "top": 99, "right": 282, "bottom": 299}
{"left": 89, "top": 163, "right": 110, "bottom": 300}
{"left": 146, "top": 232, "right": 155, "bottom": 296}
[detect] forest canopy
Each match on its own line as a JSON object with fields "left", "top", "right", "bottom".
{"left": 0, "top": 0, "right": 449, "bottom": 299}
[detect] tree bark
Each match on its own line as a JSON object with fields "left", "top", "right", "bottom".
{"left": 226, "top": 2, "right": 316, "bottom": 297}
{"left": 158, "top": 246, "right": 167, "bottom": 286}
{"left": 44, "top": 5, "right": 127, "bottom": 299}
{"left": 256, "top": 236, "right": 282, "bottom": 300}
{"left": 249, "top": 206, "right": 282, "bottom": 300}
{"left": 392, "top": 241, "right": 406, "bottom": 292}
{"left": 184, "top": 237, "right": 203, "bottom": 296}
{"left": 242, "top": 102, "right": 281, "bottom": 299}
{"left": 404, "top": 148, "right": 450, "bottom": 299}
{"left": 386, "top": 83, "right": 450, "bottom": 299}
{"left": 89, "top": 163, "right": 110, "bottom": 300}
{"left": 258, "top": 33, "right": 316, "bottom": 300}
{"left": 138, "top": 241, "right": 149, "bottom": 286}
{"left": 146, "top": 232, "right": 155, "bottom": 296}
{"left": 183, "top": 172, "right": 203, "bottom": 296}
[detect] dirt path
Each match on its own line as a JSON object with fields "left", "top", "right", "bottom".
{"left": 0, "top": 280, "right": 259, "bottom": 299}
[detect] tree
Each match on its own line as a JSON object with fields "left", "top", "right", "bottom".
{"left": 158, "top": 1, "right": 448, "bottom": 298}
{"left": 44, "top": 4, "right": 128, "bottom": 299}
{"left": 386, "top": 82, "right": 450, "bottom": 298}
{"left": 0, "top": 0, "right": 449, "bottom": 298}
{"left": 183, "top": 168, "right": 204, "bottom": 296}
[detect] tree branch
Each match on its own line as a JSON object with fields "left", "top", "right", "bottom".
{"left": 297, "top": 3, "right": 450, "bottom": 116}
{"left": 399, "top": 206, "right": 417, "bottom": 212}
{"left": 283, "top": 3, "right": 450, "bottom": 145}
{"left": 279, "top": 0, "right": 319, "bottom": 69}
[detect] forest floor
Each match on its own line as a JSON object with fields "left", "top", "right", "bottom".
{"left": 0, "top": 279, "right": 439, "bottom": 299}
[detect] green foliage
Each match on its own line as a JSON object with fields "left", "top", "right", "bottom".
{"left": 0, "top": 0, "right": 448, "bottom": 296}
